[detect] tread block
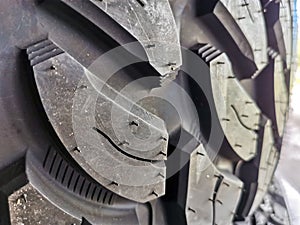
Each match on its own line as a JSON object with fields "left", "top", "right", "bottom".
{"left": 274, "top": 55, "right": 289, "bottom": 137}
{"left": 279, "top": 0, "right": 293, "bottom": 68}
{"left": 186, "top": 145, "right": 243, "bottom": 225}
{"left": 87, "top": 0, "right": 182, "bottom": 76}
{"left": 220, "top": 0, "right": 268, "bottom": 69}
{"left": 249, "top": 120, "right": 279, "bottom": 215}
{"left": 210, "top": 53, "right": 261, "bottom": 161}
{"left": 27, "top": 39, "right": 168, "bottom": 203}
{"left": 8, "top": 184, "right": 81, "bottom": 225}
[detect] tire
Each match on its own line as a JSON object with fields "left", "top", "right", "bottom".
{"left": 0, "top": 0, "right": 296, "bottom": 224}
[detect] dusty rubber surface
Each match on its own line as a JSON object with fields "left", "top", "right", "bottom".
{"left": 0, "top": 0, "right": 296, "bottom": 224}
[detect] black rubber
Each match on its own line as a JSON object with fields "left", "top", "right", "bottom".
{"left": 0, "top": 0, "right": 296, "bottom": 224}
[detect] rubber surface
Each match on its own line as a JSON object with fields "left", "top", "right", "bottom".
{"left": 0, "top": 0, "right": 296, "bottom": 224}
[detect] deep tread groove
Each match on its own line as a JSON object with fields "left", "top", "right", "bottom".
{"left": 97, "top": 188, "right": 103, "bottom": 202}
{"left": 85, "top": 182, "right": 92, "bottom": 198}
{"left": 73, "top": 174, "right": 81, "bottom": 192}
{"left": 79, "top": 178, "right": 86, "bottom": 196}
{"left": 55, "top": 158, "right": 64, "bottom": 180}
{"left": 135, "top": 0, "right": 145, "bottom": 7}
{"left": 43, "top": 146, "right": 52, "bottom": 168}
{"left": 67, "top": 170, "right": 75, "bottom": 189}
{"left": 91, "top": 185, "right": 97, "bottom": 201}
{"left": 61, "top": 164, "right": 69, "bottom": 184}
{"left": 49, "top": 152, "right": 58, "bottom": 175}
{"left": 102, "top": 191, "right": 108, "bottom": 204}
{"left": 211, "top": 175, "right": 224, "bottom": 225}
{"left": 108, "top": 192, "right": 114, "bottom": 205}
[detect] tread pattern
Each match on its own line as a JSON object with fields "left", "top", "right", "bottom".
{"left": 198, "top": 44, "right": 223, "bottom": 63}
{"left": 27, "top": 38, "right": 167, "bottom": 203}
{"left": 0, "top": 0, "right": 295, "bottom": 224}
{"left": 42, "top": 146, "right": 116, "bottom": 205}
{"left": 176, "top": 0, "right": 294, "bottom": 224}
{"left": 87, "top": 0, "right": 182, "bottom": 76}
{"left": 186, "top": 145, "right": 243, "bottom": 225}
{"left": 279, "top": 0, "right": 293, "bottom": 69}
{"left": 27, "top": 39, "right": 64, "bottom": 66}
{"left": 274, "top": 55, "right": 289, "bottom": 137}
{"left": 249, "top": 120, "right": 279, "bottom": 215}
{"left": 210, "top": 52, "right": 261, "bottom": 161}
{"left": 220, "top": 0, "right": 268, "bottom": 70}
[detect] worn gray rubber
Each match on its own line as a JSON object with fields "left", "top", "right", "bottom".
{"left": 0, "top": 0, "right": 296, "bottom": 224}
